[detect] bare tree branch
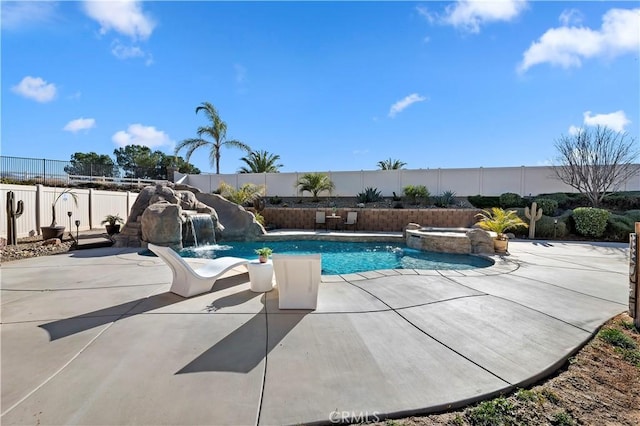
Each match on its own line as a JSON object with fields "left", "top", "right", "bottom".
{"left": 553, "top": 126, "right": 639, "bottom": 207}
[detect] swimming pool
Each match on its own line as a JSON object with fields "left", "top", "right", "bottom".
{"left": 180, "top": 240, "right": 492, "bottom": 275}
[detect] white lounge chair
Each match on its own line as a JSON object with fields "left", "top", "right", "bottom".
{"left": 272, "top": 253, "right": 322, "bottom": 310}
{"left": 343, "top": 211, "right": 358, "bottom": 231}
{"left": 148, "top": 243, "right": 249, "bottom": 298}
{"left": 314, "top": 211, "right": 326, "bottom": 230}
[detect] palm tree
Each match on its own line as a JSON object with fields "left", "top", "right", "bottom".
{"left": 377, "top": 158, "right": 406, "bottom": 170}
{"left": 296, "top": 172, "right": 335, "bottom": 202}
{"left": 175, "top": 102, "right": 251, "bottom": 174}
{"left": 238, "top": 150, "right": 283, "bottom": 173}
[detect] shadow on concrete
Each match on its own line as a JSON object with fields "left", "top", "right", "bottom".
{"left": 39, "top": 275, "right": 249, "bottom": 341}
{"left": 177, "top": 297, "right": 308, "bottom": 374}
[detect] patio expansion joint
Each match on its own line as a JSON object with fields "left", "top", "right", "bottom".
{"left": 0, "top": 287, "right": 157, "bottom": 419}
{"left": 343, "top": 279, "right": 513, "bottom": 387}
{"left": 507, "top": 271, "right": 628, "bottom": 307}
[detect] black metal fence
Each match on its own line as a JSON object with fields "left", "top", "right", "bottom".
{"left": 0, "top": 156, "right": 167, "bottom": 187}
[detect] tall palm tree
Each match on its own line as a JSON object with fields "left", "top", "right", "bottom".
{"left": 296, "top": 172, "right": 335, "bottom": 202}
{"left": 175, "top": 102, "right": 251, "bottom": 174}
{"left": 238, "top": 150, "right": 283, "bottom": 173}
{"left": 377, "top": 158, "right": 407, "bottom": 170}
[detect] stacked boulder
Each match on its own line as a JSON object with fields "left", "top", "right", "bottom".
{"left": 114, "top": 183, "right": 265, "bottom": 248}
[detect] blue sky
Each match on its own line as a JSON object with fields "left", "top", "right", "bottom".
{"left": 2, "top": 1, "right": 639, "bottom": 174}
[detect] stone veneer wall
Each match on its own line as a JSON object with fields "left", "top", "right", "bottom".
{"left": 261, "top": 208, "right": 481, "bottom": 232}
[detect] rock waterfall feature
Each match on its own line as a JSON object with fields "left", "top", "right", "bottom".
{"left": 114, "top": 184, "right": 265, "bottom": 249}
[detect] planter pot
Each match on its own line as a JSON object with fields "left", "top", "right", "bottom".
{"left": 494, "top": 238, "right": 508, "bottom": 254}
{"left": 41, "top": 226, "right": 65, "bottom": 240}
{"left": 259, "top": 255, "right": 268, "bottom": 264}
{"left": 105, "top": 224, "right": 121, "bottom": 235}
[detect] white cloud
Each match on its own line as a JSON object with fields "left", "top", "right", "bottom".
{"left": 82, "top": 0, "right": 155, "bottom": 40}
{"left": 568, "top": 125, "right": 581, "bottom": 136}
{"left": 519, "top": 8, "right": 640, "bottom": 73}
{"left": 567, "top": 110, "right": 631, "bottom": 135}
{"left": 583, "top": 110, "right": 630, "bottom": 132}
{"left": 112, "top": 124, "right": 172, "bottom": 148}
{"left": 11, "top": 76, "right": 57, "bottom": 102}
{"left": 559, "top": 8, "right": 583, "bottom": 27}
{"left": 111, "top": 40, "right": 144, "bottom": 59}
{"left": 420, "top": 0, "right": 528, "bottom": 33}
{"left": 0, "top": 1, "right": 57, "bottom": 31}
{"left": 64, "top": 118, "right": 96, "bottom": 133}
{"left": 388, "top": 93, "right": 427, "bottom": 118}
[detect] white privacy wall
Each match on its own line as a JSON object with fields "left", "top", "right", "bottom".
{"left": 175, "top": 165, "right": 640, "bottom": 197}
{"left": 1, "top": 184, "right": 138, "bottom": 239}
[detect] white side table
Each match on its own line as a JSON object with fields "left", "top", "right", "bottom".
{"left": 247, "top": 260, "right": 274, "bottom": 292}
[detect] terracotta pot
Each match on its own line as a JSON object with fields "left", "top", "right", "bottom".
{"left": 494, "top": 238, "right": 508, "bottom": 254}
{"left": 259, "top": 255, "right": 268, "bottom": 263}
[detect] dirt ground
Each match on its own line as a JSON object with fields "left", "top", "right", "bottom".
{"left": 2, "top": 238, "right": 639, "bottom": 425}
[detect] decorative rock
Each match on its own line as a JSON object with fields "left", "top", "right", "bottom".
{"left": 466, "top": 228, "right": 495, "bottom": 254}
{"left": 194, "top": 193, "right": 264, "bottom": 241}
{"left": 42, "top": 238, "right": 62, "bottom": 246}
{"left": 141, "top": 202, "right": 183, "bottom": 249}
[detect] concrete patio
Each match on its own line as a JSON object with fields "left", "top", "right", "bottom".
{"left": 0, "top": 236, "right": 629, "bottom": 425}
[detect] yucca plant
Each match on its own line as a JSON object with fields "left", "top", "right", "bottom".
{"left": 475, "top": 207, "right": 528, "bottom": 240}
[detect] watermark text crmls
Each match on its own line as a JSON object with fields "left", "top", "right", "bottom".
{"left": 329, "top": 410, "right": 380, "bottom": 424}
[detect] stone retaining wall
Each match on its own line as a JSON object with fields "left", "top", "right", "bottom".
{"left": 261, "top": 208, "right": 481, "bottom": 232}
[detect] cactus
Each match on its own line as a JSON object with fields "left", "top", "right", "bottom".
{"left": 525, "top": 201, "right": 543, "bottom": 239}
{"left": 6, "top": 191, "right": 24, "bottom": 245}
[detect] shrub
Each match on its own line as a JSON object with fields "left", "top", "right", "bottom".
{"left": 499, "top": 192, "right": 525, "bottom": 208}
{"left": 573, "top": 207, "right": 610, "bottom": 238}
{"left": 468, "top": 195, "right": 500, "bottom": 209}
{"left": 604, "top": 214, "right": 634, "bottom": 241}
{"left": 603, "top": 192, "right": 640, "bottom": 210}
{"left": 625, "top": 210, "right": 640, "bottom": 222}
{"left": 536, "top": 215, "right": 568, "bottom": 239}
{"left": 511, "top": 208, "right": 529, "bottom": 237}
{"left": 534, "top": 198, "right": 558, "bottom": 216}
{"left": 541, "top": 192, "right": 571, "bottom": 209}
{"left": 434, "top": 190, "right": 457, "bottom": 207}
{"left": 356, "top": 187, "right": 383, "bottom": 203}
{"left": 403, "top": 185, "right": 429, "bottom": 205}
{"left": 268, "top": 195, "right": 282, "bottom": 205}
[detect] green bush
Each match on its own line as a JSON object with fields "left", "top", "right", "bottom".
{"left": 603, "top": 192, "right": 640, "bottom": 210}
{"left": 533, "top": 198, "right": 558, "bottom": 216}
{"left": 434, "top": 190, "right": 457, "bottom": 207}
{"left": 536, "top": 215, "right": 568, "bottom": 239}
{"left": 356, "top": 187, "right": 383, "bottom": 203}
{"left": 268, "top": 195, "right": 282, "bottom": 205}
{"left": 499, "top": 192, "right": 525, "bottom": 208}
{"left": 573, "top": 207, "right": 610, "bottom": 238}
{"left": 541, "top": 192, "right": 571, "bottom": 209}
{"left": 624, "top": 210, "right": 640, "bottom": 223}
{"left": 511, "top": 208, "right": 529, "bottom": 237}
{"left": 468, "top": 195, "right": 500, "bottom": 209}
{"left": 604, "top": 214, "right": 634, "bottom": 241}
{"left": 403, "top": 185, "right": 429, "bottom": 205}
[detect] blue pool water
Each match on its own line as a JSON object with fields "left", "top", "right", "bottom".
{"left": 179, "top": 240, "right": 492, "bottom": 275}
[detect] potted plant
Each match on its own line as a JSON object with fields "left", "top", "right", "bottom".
{"left": 254, "top": 247, "right": 273, "bottom": 263}
{"left": 475, "top": 207, "right": 527, "bottom": 254}
{"left": 41, "top": 188, "right": 78, "bottom": 240}
{"left": 102, "top": 214, "right": 125, "bottom": 235}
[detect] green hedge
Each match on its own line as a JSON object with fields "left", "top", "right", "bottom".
{"left": 604, "top": 214, "right": 634, "bottom": 242}
{"left": 499, "top": 192, "right": 526, "bottom": 208}
{"left": 573, "top": 207, "right": 610, "bottom": 238}
{"left": 468, "top": 195, "right": 500, "bottom": 209}
{"left": 533, "top": 198, "right": 558, "bottom": 216}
